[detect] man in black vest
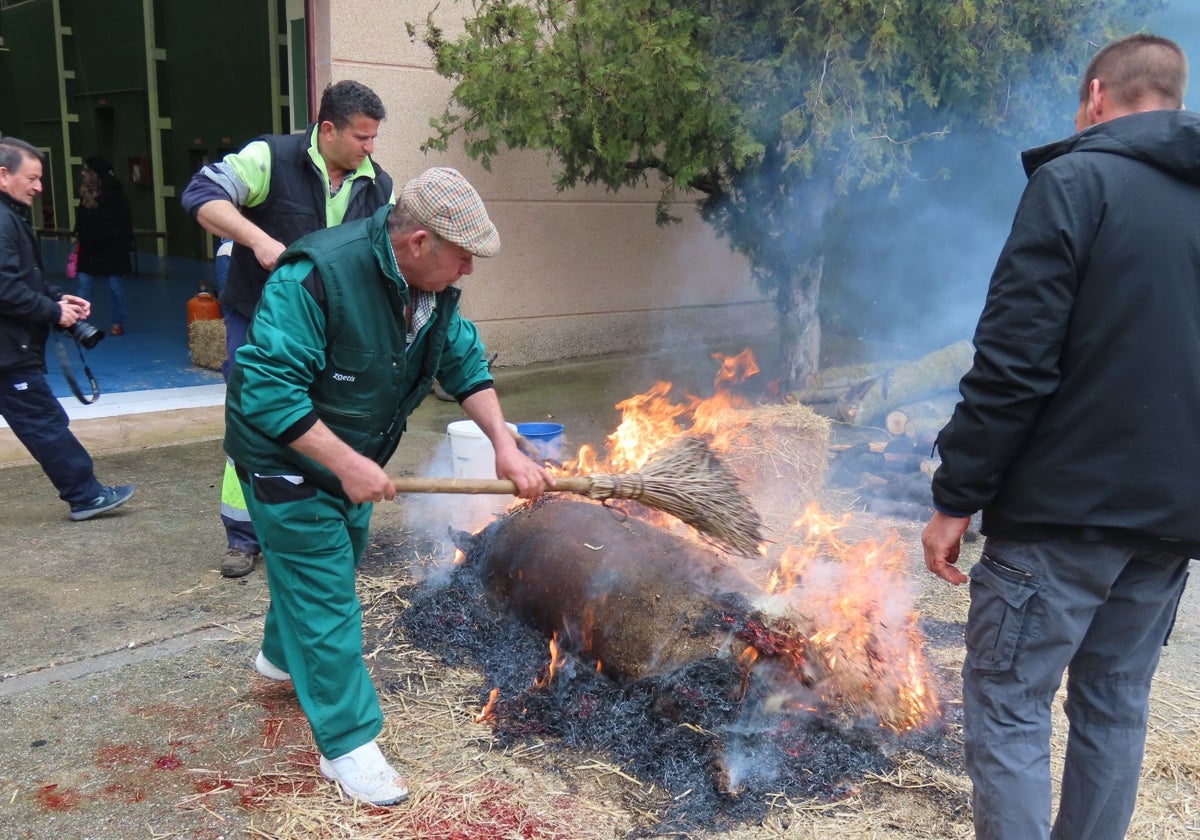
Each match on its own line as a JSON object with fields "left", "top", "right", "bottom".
{"left": 182, "top": 80, "right": 394, "bottom": 578}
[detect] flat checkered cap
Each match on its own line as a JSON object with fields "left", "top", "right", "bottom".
{"left": 401, "top": 167, "right": 500, "bottom": 257}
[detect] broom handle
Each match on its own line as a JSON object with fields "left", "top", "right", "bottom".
{"left": 392, "top": 476, "right": 594, "bottom": 496}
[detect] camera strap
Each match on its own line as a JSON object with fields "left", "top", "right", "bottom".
{"left": 54, "top": 337, "right": 101, "bottom": 405}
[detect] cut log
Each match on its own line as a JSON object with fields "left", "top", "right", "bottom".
{"left": 838, "top": 341, "right": 974, "bottom": 426}
{"left": 906, "top": 416, "right": 950, "bottom": 441}
{"left": 881, "top": 452, "right": 926, "bottom": 473}
{"left": 802, "top": 361, "right": 901, "bottom": 391}
{"left": 789, "top": 360, "right": 903, "bottom": 405}
{"left": 884, "top": 410, "right": 908, "bottom": 436}
{"left": 859, "top": 471, "right": 891, "bottom": 489}
{"left": 883, "top": 393, "right": 961, "bottom": 439}
{"left": 790, "top": 383, "right": 858, "bottom": 405}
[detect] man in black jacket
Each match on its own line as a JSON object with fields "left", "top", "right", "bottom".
{"left": 181, "top": 80, "right": 394, "bottom": 578}
{"left": 0, "top": 138, "right": 133, "bottom": 521}
{"left": 922, "top": 35, "right": 1196, "bottom": 840}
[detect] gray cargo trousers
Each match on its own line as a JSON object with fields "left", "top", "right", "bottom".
{"left": 962, "top": 535, "right": 1189, "bottom": 840}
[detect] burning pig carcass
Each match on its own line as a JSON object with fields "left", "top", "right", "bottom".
{"left": 458, "top": 492, "right": 938, "bottom": 733}
{"left": 476, "top": 497, "right": 822, "bottom": 684}
{"left": 416, "top": 492, "right": 944, "bottom": 826}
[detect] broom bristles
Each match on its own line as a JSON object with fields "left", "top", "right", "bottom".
{"left": 586, "top": 436, "right": 765, "bottom": 557}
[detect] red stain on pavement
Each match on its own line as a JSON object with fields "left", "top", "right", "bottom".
{"left": 406, "top": 779, "right": 563, "bottom": 839}
{"left": 154, "top": 752, "right": 185, "bottom": 770}
{"left": 34, "top": 784, "right": 82, "bottom": 811}
{"left": 193, "top": 778, "right": 235, "bottom": 794}
{"left": 103, "top": 781, "right": 147, "bottom": 803}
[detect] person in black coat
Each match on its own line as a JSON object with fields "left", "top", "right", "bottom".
{"left": 0, "top": 138, "right": 133, "bottom": 520}
{"left": 922, "top": 34, "right": 1196, "bottom": 839}
{"left": 73, "top": 156, "right": 133, "bottom": 335}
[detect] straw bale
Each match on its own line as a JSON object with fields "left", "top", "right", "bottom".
{"left": 189, "top": 318, "right": 227, "bottom": 371}
{"left": 719, "top": 403, "right": 831, "bottom": 536}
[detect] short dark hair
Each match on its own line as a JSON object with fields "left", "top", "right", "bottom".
{"left": 0, "top": 137, "right": 43, "bottom": 173}
{"left": 316, "top": 80, "right": 386, "bottom": 129}
{"left": 1079, "top": 33, "right": 1188, "bottom": 110}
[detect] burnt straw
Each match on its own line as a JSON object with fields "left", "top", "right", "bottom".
{"left": 388, "top": 522, "right": 953, "bottom": 835}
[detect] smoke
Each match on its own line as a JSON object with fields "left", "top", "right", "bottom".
{"left": 820, "top": 169, "right": 1018, "bottom": 352}
{"left": 1148, "top": 5, "right": 1200, "bottom": 106}
{"left": 815, "top": 9, "right": 1200, "bottom": 361}
{"left": 398, "top": 432, "right": 515, "bottom": 585}
{"left": 689, "top": 38, "right": 1150, "bottom": 364}
{"left": 392, "top": 521, "right": 905, "bottom": 831}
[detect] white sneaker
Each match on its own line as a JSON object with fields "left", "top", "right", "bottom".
{"left": 319, "top": 740, "right": 409, "bottom": 806}
{"left": 254, "top": 651, "right": 291, "bottom": 681}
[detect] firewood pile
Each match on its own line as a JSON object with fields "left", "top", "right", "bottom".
{"left": 793, "top": 341, "right": 974, "bottom": 520}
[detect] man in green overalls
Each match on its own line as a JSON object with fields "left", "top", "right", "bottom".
{"left": 224, "top": 167, "right": 552, "bottom": 806}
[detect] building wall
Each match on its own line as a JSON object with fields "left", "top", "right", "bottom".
{"left": 0, "top": 0, "right": 72, "bottom": 230}
{"left": 315, "top": 0, "right": 774, "bottom": 365}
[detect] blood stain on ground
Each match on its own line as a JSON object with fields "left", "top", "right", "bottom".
{"left": 34, "top": 783, "right": 83, "bottom": 811}
{"left": 103, "top": 781, "right": 147, "bottom": 803}
{"left": 154, "top": 752, "right": 185, "bottom": 770}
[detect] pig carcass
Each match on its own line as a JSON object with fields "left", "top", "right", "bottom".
{"left": 475, "top": 498, "right": 816, "bottom": 683}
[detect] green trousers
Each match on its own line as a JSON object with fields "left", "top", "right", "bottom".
{"left": 238, "top": 470, "right": 381, "bottom": 759}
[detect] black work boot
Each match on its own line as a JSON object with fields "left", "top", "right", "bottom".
{"left": 221, "top": 549, "right": 258, "bottom": 578}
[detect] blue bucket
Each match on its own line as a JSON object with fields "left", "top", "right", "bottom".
{"left": 517, "top": 422, "right": 565, "bottom": 462}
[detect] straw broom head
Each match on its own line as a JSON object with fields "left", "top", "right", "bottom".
{"left": 584, "top": 435, "right": 765, "bottom": 557}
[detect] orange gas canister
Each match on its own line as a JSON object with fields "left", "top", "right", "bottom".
{"left": 187, "top": 287, "right": 222, "bottom": 325}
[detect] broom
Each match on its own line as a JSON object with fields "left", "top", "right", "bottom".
{"left": 392, "top": 435, "right": 765, "bottom": 557}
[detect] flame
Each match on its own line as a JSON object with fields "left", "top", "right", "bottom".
{"left": 476, "top": 687, "right": 499, "bottom": 722}
{"left": 548, "top": 351, "right": 938, "bottom": 732}
{"left": 568, "top": 351, "right": 758, "bottom": 476}
{"left": 761, "top": 501, "right": 939, "bottom": 731}
{"left": 533, "top": 632, "right": 566, "bottom": 689}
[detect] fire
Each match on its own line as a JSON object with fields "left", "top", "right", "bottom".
{"left": 476, "top": 687, "right": 500, "bottom": 722}
{"left": 533, "top": 632, "right": 567, "bottom": 689}
{"left": 568, "top": 350, "right": 757, "bottom": 476}
{"left": 761, "top": 501, "right": 939, "bottom": 731}
{"left": 552, "top": 351, "right": 940, "bottom": 733}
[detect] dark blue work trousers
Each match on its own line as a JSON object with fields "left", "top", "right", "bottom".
{"left": 219, "top": 307, "right": 260, "bottom": 553}
{"left": 0, "top": 367, "right": 103, "bottom": 506}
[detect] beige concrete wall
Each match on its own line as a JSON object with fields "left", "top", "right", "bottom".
{"left": 315, "top": 0, "right": 774, "bottom": 366}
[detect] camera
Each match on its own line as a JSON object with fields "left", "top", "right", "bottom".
{"left": 67, "top": 319, "right": 105, "bottom": 350}
{"left": 48, "top": 286, "right": 105, "bottom": 349}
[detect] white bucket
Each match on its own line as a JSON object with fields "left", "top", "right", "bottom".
{"left": 447, "top": 420, "right": 518, "bottom": 480}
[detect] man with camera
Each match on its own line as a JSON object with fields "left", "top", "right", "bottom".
{"left": 0, "top": 138, "right": 134, "bottom": 521}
